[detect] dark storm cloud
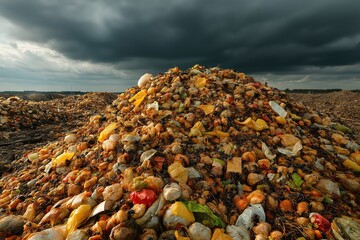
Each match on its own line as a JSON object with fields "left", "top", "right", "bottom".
{"left": 1, "top": 0, "right": 360, "bottom": 75}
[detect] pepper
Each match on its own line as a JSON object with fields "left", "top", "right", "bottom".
{"left": 310, "top": 213, "right": 331, "bottom": 232}
{"left": 130, "top": 189, "right": 157, "bottom": 207}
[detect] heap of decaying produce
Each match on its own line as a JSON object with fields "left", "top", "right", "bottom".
{"left": 0, "top": 65, "right": 359, "bottom": 240}
{"left": 0, "top": 92, "right": 116, "bottom": 131}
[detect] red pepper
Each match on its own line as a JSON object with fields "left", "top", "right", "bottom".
{"left": 130, "top": 189, "right": 157, "bottom": 207}
{"left": 310, "top": 213, "right": 331, "bottom": 232}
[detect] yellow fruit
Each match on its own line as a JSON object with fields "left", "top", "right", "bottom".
{"left": 98, "top": 122, "right": 117, "bottom": 143}
{"left": 52, "top": 152, "right": 75, "bottom": 166}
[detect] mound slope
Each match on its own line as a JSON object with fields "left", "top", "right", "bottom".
{"left": 0, "top": 66, "right": 359, "bottom": 239}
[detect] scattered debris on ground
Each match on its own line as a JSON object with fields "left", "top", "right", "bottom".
{"left": 290, "top": 91, "right": 360, "bottom": 143}
{"left": 0, "top": 93, "right": 117, "bottom": 174}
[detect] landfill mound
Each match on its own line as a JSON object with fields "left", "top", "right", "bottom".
{"left": 0, "top": 92, "right": 117, "bottom": 174}
{"left": 0, "top": 92, "right": 117, "bottom": 131}
{"left": 0, "top": 66, "right": 359, "bottom": 240}
{"left": 0, "top": 93, "right": 68, "bottom": 102}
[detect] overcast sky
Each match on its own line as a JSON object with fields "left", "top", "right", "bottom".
{"left": 0, "top": 0, "right": 359, "bottom": 92}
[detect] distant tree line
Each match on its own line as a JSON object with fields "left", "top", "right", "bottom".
{"left": 285, "top": 89, "right": 360, "bottom": 93}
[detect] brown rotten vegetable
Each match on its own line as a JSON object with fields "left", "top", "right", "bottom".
{"left": 0, "top": 65, "right": 359, "bottom": 239}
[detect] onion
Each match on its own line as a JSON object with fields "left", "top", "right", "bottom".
{"left": 138, "top": 73, "right": 152, "bottom": 88}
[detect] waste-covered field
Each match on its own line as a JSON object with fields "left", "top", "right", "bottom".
{"left": 0, "top": 93, "right": 117, "bottom": 173}
{"left": 0, "top": 66, "right": 359, "bottom": 240}
{"left": 290, "top": 91, "right": 360, "bottom": 143}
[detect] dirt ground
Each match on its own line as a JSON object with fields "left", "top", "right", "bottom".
{"left": 1, "top": 91, "right": 359, "bottom": 175}
{"left": 290, "top": 90, "right": 360, "bottom": 143}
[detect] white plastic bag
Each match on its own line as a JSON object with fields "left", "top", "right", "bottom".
{"left": 235, "top": 204, "right": 266, "bottom": 229}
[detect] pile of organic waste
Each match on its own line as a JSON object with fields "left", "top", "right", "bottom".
{"left": 0, "top": 65, "right": 359, "bottom": 240}
{"left": 0, "top": 92, "right": 116, "bottom": 131}
{"left": 0, "top": 93, "right": 117, "bottom": 176}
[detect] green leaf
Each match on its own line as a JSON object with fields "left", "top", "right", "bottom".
{"left": 182, "top": 201, "right": 225, "bottom": 228}
{"left": 286, "top": 180, "right": 301, "bottom": 191}
{"left": 291, "top": 173, "right": 304, "bottom": 187}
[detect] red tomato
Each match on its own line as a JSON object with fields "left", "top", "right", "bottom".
{"left": 130, "top": 189, "right": 157, "bottom": 207}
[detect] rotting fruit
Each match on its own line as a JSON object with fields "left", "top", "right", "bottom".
{"left": 0, "top": 65, "right": 359, "bottom": 239}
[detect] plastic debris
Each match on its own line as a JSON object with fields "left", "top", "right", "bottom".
{"left": 331, "top": 216, "right": 360, "bottom": 240}
{"left": 261, "top": 142, "right": 276, "bottom": 160}
{"left": 269, "top": 101, "right": 287, "bottom": 118}
{"left": 235, "top": 204, "right": 266, "bottom": 229}
{"left": 277, "top": 140, "right": 303, "bottom": 157}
